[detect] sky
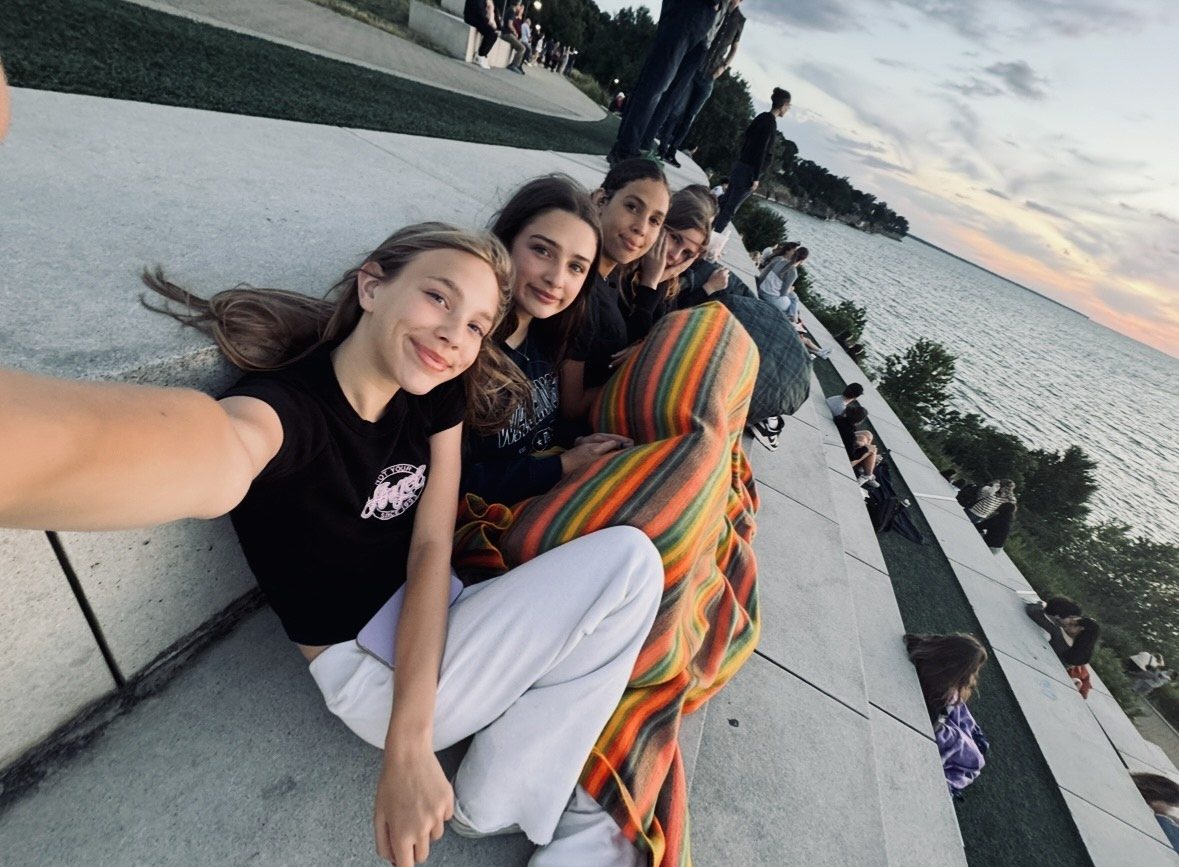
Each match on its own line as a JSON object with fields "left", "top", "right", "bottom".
{"left": 594, "top": 0, "right": 1179, "bottom": 358}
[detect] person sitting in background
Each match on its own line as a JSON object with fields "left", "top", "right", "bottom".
{"left": 463, "top": 0, "right": 500, "bottom": 70}
{"left": 791, "top": 319, "right": 832, "bottom": 360}
{"left": 850, "top": 430, "right": 881, "bottom": 489}
{"left": 1025, "top": 596, "right": 1101, "bottom": 667}
{"left": 905, "top": 633, "right": 990, "bottom": 798}
{"left": 500, "top": 2, "right": 528, "bottom": 74}
{"left": 1132, "top": 772, "right": 1179, "bottom": 851}
{"left": 826, "top": 382, "right": 864, "bottom": 418}
{"left": 756, "top": 245, "right": 807, "bottom": 320}
{"left": 977, "top": 500, "right": 1016, "bottom": 554}
{"left": 833, "top": 404, "right": 869, "bottom": 456}
{"left": 967, "top": 478, "right": 1016, "bottom": 524}
{"left": 709, "top": 177, "right": 729, "bottom": 200}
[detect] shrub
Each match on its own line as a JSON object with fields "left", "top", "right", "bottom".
{"left": 567, "top": 70, "right": 608, "bottom": 107}
{"left": 732, "top": 202, "right": 786, "bottom": 254}
{"left": 877, "top": 337, "right": 956, "bottom": 427}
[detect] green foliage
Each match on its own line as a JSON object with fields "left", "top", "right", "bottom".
{"left": 877, "top": 338, "right": 957, "bottom": 427}
{"left": 933, "top": 410, "right": 1030, "bottom": 485}
{"left": 731, "top": 202, "right": 786, "bottom": 254}
{"left": 1090, "top": 647, "right": 1143, "bottom": 714}
{"left": 576, "top": 6, "right": 655, "bottom": 97}
{"left": 778, "top": 158, "right": 909, "bottom": 236}
{"left": 685, "top": 73, "right": 754, "bottom": 174}
{"left": 793, "top": 267, "right": 867, "bottom": 345}
{"left": 567, "top": 69, "right": 607, "bottom": 107}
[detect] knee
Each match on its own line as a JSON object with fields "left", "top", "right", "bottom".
{"left": 598, "top": 526, "right": 664, "bottom": 603}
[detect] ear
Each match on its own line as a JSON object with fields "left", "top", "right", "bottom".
{"left": 356, "top": 262, "right": 385, "bottom": 312}
{"left": 591, "top": 188, "right": 610, "bottom": 209}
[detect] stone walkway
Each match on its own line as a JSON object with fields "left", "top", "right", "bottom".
{"left": 122, "top": 0, "right": 606, "bottom": 121}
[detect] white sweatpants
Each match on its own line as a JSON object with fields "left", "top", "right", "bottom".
{"left": 308, "top": 526, "right": 662, "bottom": 865}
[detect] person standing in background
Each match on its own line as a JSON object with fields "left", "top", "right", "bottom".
{"left": 713, "top": 87, "right": 791, "bottom": 232}
{"left": 606, "top": 1, "right": 722, "bottom": 165}
{"left": 653, "top": 0, "right": 745, "bottom": 168}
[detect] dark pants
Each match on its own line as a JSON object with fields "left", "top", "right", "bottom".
{"left": 611, "top": 1, "right": 717, "bottom": 159}
{"left": 713, "top": 161, "right": 757, "bottom": 232}
{"left": 639, "top": 40, "right": 708, "bottom": 153}
{"left": 658, "top": 70, "right": 715, "bottom": 158}
{"left": 463, "top": 10, "right": 499, "bottom": 58}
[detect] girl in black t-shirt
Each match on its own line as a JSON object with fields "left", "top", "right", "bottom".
{"left": 464, "top": 175, "right": 635, "bottom": 505}
{"left": 0, "top": 224, "right": 663, "bottom": 867}
{"left": 561, "top": 159, "right": 671, "bottom": 420}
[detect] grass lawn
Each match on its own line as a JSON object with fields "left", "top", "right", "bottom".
{"left": 813, "top": 359, "right": 1094, "bottom": 867}
{"left": 0, "top": 0, "right": 617, "bottom": 153}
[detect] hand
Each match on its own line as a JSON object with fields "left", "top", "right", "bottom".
{"left": 609, "top": 341, "right": 643, "bottom": 368}
{"left": 560, "top": 433, "right": 632, "bottom": 475}
{"left": 638, "top": 232, "right": 668, "bottom": 287}
{"left": 751, "top": 180, "right": 759, "bottom": 191}
{"left": 374, "top": 745, "right": 454, "bottom": 865}
{"left": 703, "top": 267, "right": 729, "bottom": 295}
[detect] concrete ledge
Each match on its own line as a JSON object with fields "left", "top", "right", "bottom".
{"left": 0, "top": 531, "right": 116, "bottom": 770}
{"left": 410, "top": 0, "right": 514, "bottom": 67}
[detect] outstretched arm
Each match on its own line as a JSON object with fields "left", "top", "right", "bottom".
{"left": 374, "top": 423, "right": 462, "bottom": 865}
{"left": 0, "top": 368, "right": 280, "bottom": 530}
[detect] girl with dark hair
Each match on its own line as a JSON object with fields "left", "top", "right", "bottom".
{"left": 613, "top": 184, "right": 716, "bottom": 354}
{"left": 905, "top": 633, "right": 991, "bottom": 797}
{"left": 0, "top": 224, "right": 664, "bottom": 866}
{"left": 463, "top": 175, "right": 633, "bottom": 505}
{"left": 561, "top": 158, "right": 671, "bottom": 421}
{"left": 1132, "top": 772, "right": 1179, "bottom": 850}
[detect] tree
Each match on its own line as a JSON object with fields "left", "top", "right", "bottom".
{"left": 877, "top": 338, "right": 957, "bottom": 428}
{"left": 684, "top": 72, "right": 753, "bottom": 175}
{"left": 1019, "top": 445, "right": 1098, "bottom": 534}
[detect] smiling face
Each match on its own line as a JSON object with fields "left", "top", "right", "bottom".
{"left": 595, "top": 178, "right": 670, "bottom": 274}
{"left": 357, "top": 248, "right": 500, "bottom": 395}
{"left": 662, "top": 224, "right": 708, "bottom": 280}
{"left": 509, "top": 209, "right": 598, "bottom": 324}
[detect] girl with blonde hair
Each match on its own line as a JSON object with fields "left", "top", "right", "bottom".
{"left": 0, "top": 224, "right": 663, "bottom": 866}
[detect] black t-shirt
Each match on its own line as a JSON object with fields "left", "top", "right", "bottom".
{"left": 462, "top": 331, "right": 562, "bottom": 505}
{"left": 221, "top": 346, "right": 466, "bottom": 645}
{"left": 739, "top": 111, "right": 777, "bottom": 175}
{"left": 569, "top": 272, "right": 629, "bottom": 389}
{"left": 834, "top": 414, "right": 859, "bottom": 456}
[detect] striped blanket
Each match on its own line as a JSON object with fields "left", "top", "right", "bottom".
{"left": 454, "top": 303, "right": 761, "bottom": 865}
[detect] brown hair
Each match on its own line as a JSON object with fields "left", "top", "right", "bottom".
{"left": 142, "top": 222, "right": 525, "bottom": 434}
{"left": 489, "top": 175, "right": 601, "bottom": 363}
{"left": 1133, "top": 772, "right": 1179, "bottom": 808}
{"left": 661, "top": 184, "right": 716, "bottom": 300}
{"left": 904, "top": 633, "right": 988, "bottom": 711}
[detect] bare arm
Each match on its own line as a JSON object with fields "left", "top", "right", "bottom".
{"left": 0, "top": 368, "right": 281, "bottom": 530}
{"left": 374, "top": 422, "right": 462, "bottom": 865}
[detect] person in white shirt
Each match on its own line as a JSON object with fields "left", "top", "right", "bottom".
{"left": 826, "top": 382, "right": 864, "bottom": 417}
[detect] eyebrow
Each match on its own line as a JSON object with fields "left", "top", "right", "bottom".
{"left": 623, "top": 194, "right": 666, "bottom": 220}
{"left": 530, "top": 233, "right": 593, "bottom": 263}
{"left": 427, "top": 275, "right": 496, "bottom": 325}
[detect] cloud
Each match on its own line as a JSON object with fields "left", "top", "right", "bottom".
{"left": 875, "top": 57, "right": 914, "bottom": 69}
{"left": 944, "top": 78, "right": 1004, "bottom": 98}
{"left": 742, "top": 0, "right": 861, "bottom": 33}
{"left": 983, "top": 61, "right": 1049, "bottom": 99}
{"left": 1024, "top": 200, "right": 1071, "bottom": 220}
{"left": 985, "top": 188, "right": 1011, "bottom": 200}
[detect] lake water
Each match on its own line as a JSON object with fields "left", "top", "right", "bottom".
{"left": 764, "top": 202, "right": 1179, "bottom": 545}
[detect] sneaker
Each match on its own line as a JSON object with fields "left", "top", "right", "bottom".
{"left": 817, "top": 347, "right": 833, "bottom": 359}
{"left": 475, "top": 55, "right": 491, "bottom": 70}
{"left": 665, "top": 154, "right": 682, "bottom": 168}
{"left": 749, "top": 417, "right": 783, "bottom": 451}
{"left": 857, "top": 473, "right": 880, "bottom": 489}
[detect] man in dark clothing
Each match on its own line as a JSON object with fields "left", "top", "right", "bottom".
{"left": 463, "top": 0, "right": 499, "bottom": 69}
{"left": 650, "top": 0, "right": 745, "bottom": 167}
{"left": 714, "top": 86, "right": 791, "bottom": 232}
{"left": 1026, "top": 597, "right": 1101, "bottom": 666}
{"left": 607, "top": 1, "right": 722, "bottom": 165}
{"left": 833, "top": 404, "right": 869, "bottom": 456}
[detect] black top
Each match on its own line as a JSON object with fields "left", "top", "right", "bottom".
{"left": 462, "top": 331, "right": 563, "bottom": 505}
{"left": 619, "top": 276, "right": 669, "bottom": 345}
{"left": 703, "top": 8, "right": 745, "bottom": 77}
{"left": 569, "top": 272, "right": 629, "bottom": 389}
{"left": 1025, "top": 603, "right": 1101, "bottom": 666}
{"left": 222, "top": 346, "right": 466, "bottom": 645}
{"left": 834, "top": 413, "right": 860, "bottom": 456}
{"left": 738, "top": 111, "right": 778, "bottom": 176}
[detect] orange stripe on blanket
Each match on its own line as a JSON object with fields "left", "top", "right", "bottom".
{"left": 453, "top": 303, "right": 759, "bottom": 866}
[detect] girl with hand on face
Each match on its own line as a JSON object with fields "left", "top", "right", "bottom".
{"left": 462, "top": 176, "right": 633, "bottom": 506}
{"left": 0, "top": 225, "right": 663, "bottom": 867}
{"left": 615, "top": 185, "right": 716, "bottom": 356}
{"left": 561, "top": 158, "right": 671, "bottom": 422}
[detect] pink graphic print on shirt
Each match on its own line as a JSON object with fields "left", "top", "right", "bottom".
{"left": 361, "top": 464, "right": 427, "bottom": 520}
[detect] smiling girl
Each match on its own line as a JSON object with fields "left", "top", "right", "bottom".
{"left": 561, "top": 159, "right": 671, "bottom": 421}
{"left": 463, "top": 176, "right": 632, "bottom": 505}
{"left": 0, "top": 224, "right": 662, "bottom": 866}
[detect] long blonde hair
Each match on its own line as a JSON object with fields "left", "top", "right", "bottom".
{"left": 142, "top": 222, "right": 529, "bottom": 433}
